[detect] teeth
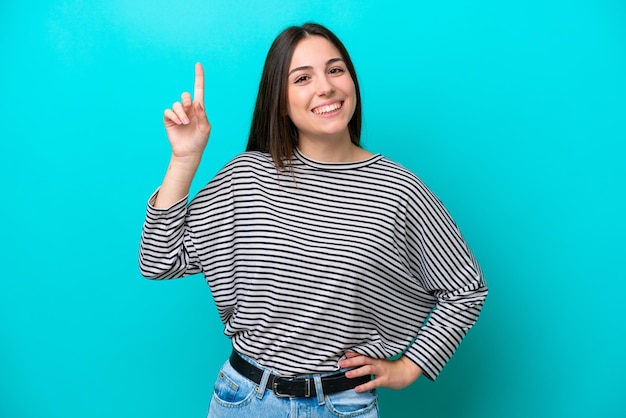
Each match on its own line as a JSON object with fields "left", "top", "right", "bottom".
{"left": 313, "top": 102, "right": 342, "bottom": 115}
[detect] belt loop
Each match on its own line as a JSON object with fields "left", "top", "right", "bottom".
{"left": 313, "top": 374, "right": 325, "bottom": 405}
{"left": 256, "top": 368, "right": 272, "bottom": 400}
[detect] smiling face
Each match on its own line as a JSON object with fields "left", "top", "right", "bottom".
{"left": 286, "top": 35, "right": 357, "bottom": 146}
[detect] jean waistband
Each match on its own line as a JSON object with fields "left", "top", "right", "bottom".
{"left": 229, "top": 350, "right": 371, "bottom": 398}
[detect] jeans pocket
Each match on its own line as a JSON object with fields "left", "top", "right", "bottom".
{"left": 210, "top": 363, "right": 257, "bottom": 409}
{"left": 325, "top": 388, "right": 378, "bottom": 417}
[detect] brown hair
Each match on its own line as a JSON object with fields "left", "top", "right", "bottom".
{"left": 246, "top": 23, "right": 362, "bottom": 171}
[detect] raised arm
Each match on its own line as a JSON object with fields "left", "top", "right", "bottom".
{"left": 154, "top": 62, "right": 211, "bottom": 208}
{"left": 138, "top": 63, "right": 210, "bottom": 279}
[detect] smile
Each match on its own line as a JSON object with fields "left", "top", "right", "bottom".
{"left": 312, "top": 102, "right": 343, "bottom": 115}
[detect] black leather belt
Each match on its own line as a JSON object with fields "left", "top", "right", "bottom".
{"left": 229, "top": 351, "right": 371, "bottom": 398}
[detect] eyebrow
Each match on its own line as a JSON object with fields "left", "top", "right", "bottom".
{"left": 288, "top": 58, "right": 345, "bottom": 76}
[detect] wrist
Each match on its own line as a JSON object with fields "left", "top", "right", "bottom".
{"left": 166, "top": 155, "right": 201, "bottom": 183}
{"left": 170, "top": 154, "right": 202, "bottom": 169}
{"left": 153, "top": 155, "right": 201, "bottom": 208}
{"left": 400, "top": 356, "right": 423, "bottom": 383}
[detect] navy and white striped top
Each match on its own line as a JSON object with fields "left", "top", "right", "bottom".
{"left": 139, "top": 150, "right": 487, "bottom": 380}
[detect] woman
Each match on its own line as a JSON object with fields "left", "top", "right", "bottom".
{"left": 140, "top": 23, "right": 488, "bottom": 417}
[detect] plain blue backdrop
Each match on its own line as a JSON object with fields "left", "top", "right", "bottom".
{"left": 2, "top": 1, "right": 625, "bottom": 417}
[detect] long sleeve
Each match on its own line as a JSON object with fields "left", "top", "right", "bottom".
{"left": 136, "top": 151, "right": 488, "bottom": 377}
{"left": 403, "top": 183, "right": 488, "bottom": 380}
{"left": 138, "top": 190, "right": 202, "bottom": 279}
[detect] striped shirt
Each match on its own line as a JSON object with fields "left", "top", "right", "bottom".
{"left": 139, "top": 150, "right": 487, "bottom": 380}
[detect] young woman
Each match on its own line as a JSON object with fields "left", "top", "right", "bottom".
{"left": 140, "top": 23, "right": 488, "bottom": 417}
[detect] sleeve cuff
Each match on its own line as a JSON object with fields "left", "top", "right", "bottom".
{"left": 146, "top": 188, "right": 189, "bottom": 215}
{"left": 403, "top": 347, "right": 437, "bottom": 381}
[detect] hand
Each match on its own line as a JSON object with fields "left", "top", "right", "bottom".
{"left": 163, "top": 62, "right": 211, "bottom": 160}
{"left": 339, "top": 352, "right": 423, "bottom": 392}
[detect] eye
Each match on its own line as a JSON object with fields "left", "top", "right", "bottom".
{"left": 329, "top": 67, "right": 345, "bottom": 75}
{"left": 294, "top": 74, "right": 310, "bottom": 84}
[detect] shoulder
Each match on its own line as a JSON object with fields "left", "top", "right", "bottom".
{"left": 222, "top": 151, "right": 274, "bottom": 172}
{"left": 371, "top": 156, "right": 447, "bottom": 212}
{"left": 204, "top": 151, "right": 275, "bottom": 184}
{"left": 372, "top": 156, "right": 430, "bottom": 193}
{"left": 193, "top": 152, "right": 273, "bottom": 200}
{"left": 188, "top": 152, "right": 272, "bottom": 216}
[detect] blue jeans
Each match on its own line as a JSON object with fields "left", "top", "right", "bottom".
{"left": 207, "top": 353, "right": 379, "bottom": 418}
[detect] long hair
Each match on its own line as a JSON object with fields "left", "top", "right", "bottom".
{"left": 246, "top": 23, "right": 362, "bottom": 171}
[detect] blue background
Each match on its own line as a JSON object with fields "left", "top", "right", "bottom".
{"left": 2, "top": 1, "right": 625, "bottom": 417}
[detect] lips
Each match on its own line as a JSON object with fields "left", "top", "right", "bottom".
{"left": 311, "top": 101, "right": 343, "bottom": 115}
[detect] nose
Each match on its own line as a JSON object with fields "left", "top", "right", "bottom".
{"left": 315, "top": 75, "right": 335, "bottom": 96}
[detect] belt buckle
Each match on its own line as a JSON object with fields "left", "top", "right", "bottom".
{"left": 272, "top": 376, "right": 313, "bottom": 398}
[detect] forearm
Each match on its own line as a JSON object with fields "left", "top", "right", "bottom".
{"left": 154, "top": 155, "right": 202, "bottom": 208}
{"left": 139, "top": 189, "right": 201, "bottom": 279}
{"left": 407, "top": 281, "right": 488, "bottom": 380}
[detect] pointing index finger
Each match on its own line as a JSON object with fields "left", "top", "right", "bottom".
{"left": 194, "top": 62, "right": 204, "bottom": 105}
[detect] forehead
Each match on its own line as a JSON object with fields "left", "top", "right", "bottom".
{"left": 289, "top": 36, "right": 343, "bottom": 69}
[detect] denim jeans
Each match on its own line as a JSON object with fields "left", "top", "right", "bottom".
{"left": 207, "top": 353, "right": 379, "bottom": 418}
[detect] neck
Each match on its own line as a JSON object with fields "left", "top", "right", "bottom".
{"left": 297, "top": 134, "right": 372, "bottom": 163}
